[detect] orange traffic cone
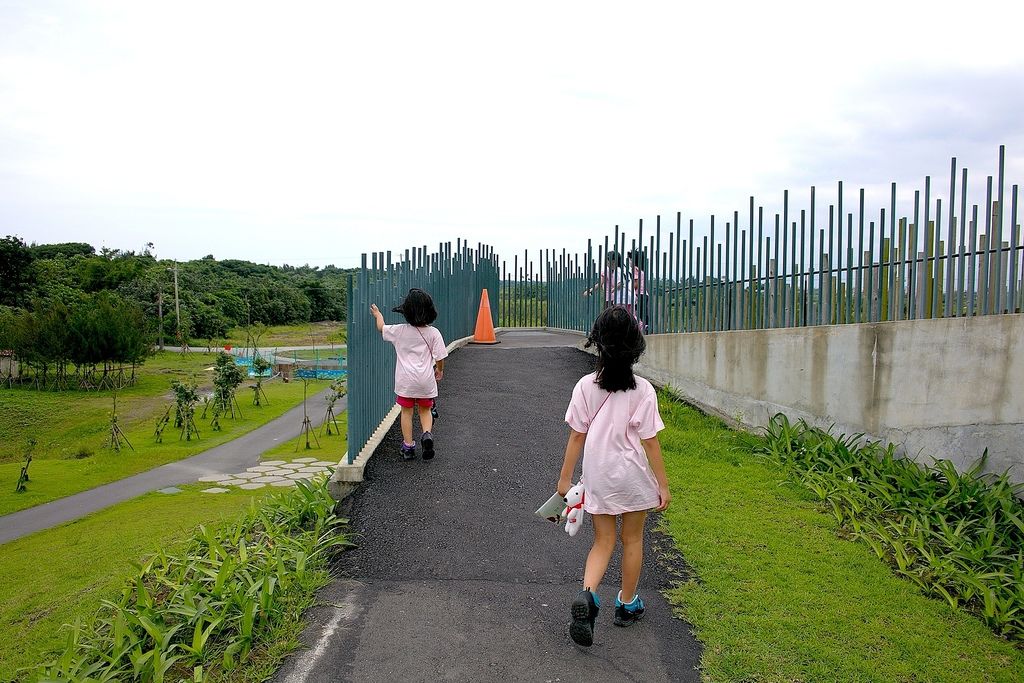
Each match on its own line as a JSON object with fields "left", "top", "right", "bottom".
{"left": 469, "top": 289, "right": 500, "bottom": 345}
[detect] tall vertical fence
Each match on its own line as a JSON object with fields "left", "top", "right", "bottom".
{"left": 346, "top": 146, "right": 1021, "bottom": 460}
{"left": 519, "top": 146, "right": 1023, "bottom": 334}
{"left": 346, "top": 241, "right": 499, "bottom": 463}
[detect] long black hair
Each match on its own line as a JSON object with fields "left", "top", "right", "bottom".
{"left": 584, "top": 305, "right": 645, "bottom": 391}
{"left": 392, "top": 288, "right": 438, "bottom": 326}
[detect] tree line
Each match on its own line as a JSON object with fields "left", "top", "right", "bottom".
{"left": 1, "top": 235, "right": 353, "bottom": 344}
{"left": 0, "top": 293, "right": 152, "bottom": 389}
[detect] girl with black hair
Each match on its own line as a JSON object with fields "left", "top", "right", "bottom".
{"left": 370, "top": 288, "right": 447, "bottom": 461}
{"left": 583, "top": 250, "right": 634, "bottom": 311}
{"left": 628, "top": 249, "right": 648, "bottom": 333}
{"left": 555, "top": 305, "right": 670, "bottom": 646}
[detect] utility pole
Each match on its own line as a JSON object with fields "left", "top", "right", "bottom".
{"left": 172, "top": 262, "right": 181, "bottom": 340}
{"left": 167, "top": 262, "right": 184, "bottom": 350}
{"left": 157, "top": 292, "right": 164, "bottom": 350}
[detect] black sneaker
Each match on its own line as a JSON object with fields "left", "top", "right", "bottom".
{"left": 613, "top": 591, "right": 645, "bottom": 627}
{"left": 569, "top": 589, "right": 599, "bottom": 647}
{"left": 400, "top": 443, "right": 416, "bottom": 461}
{"left": 421, "top": 431, "right": 435, "bottom": 460}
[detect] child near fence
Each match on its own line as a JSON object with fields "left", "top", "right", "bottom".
{"left": 555, "top": 305, "right": 671, "bottom": 646}
{"left": 370, "top": 288, "right": 447, "bottom": 460}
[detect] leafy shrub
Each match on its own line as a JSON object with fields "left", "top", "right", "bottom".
{"left": 758, "top": 414, "right": 1024, "bottom": 643}
{"left": 212, "top": 353, "right": 244, "bottom": 418}
{"left": 27, "top": 478, "right": 348, "bottom": 681}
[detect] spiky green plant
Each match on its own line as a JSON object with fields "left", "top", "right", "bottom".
{"left": 759, "top": 414, "right": 1024, "bottom": 643}
{"left": 26, "top": 477, "right": 349, "bottom": 681}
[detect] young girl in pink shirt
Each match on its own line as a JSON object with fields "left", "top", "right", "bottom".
{"left": 370, "top": 288, "right": 447, "bottom": 461}
{"left": 556, "top": 305, "right": 671, "bottom": 646}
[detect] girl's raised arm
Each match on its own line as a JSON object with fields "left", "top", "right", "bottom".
{"left": 370, "top": 304, "right": 385, "bottom": 334}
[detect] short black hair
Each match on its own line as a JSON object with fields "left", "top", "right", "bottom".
{"left": 605, "top": 250, "right": 622, "bottom": 268}
{"left": 629, "top": 249, "right": 646, "bottom": 269}
{"left": 584, "top": 305, "right": 645, "bottom": 392}
{"left": 392, "top": 288, "right": 438, "bottom": 326}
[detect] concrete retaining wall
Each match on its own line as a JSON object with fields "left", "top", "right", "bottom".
{"left": 636, "top": 314, "right": 1024, "bottom": 481}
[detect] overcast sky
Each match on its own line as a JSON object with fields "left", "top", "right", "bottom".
{"left": 1, "top": 1, "right": 1022, "bottom": 269}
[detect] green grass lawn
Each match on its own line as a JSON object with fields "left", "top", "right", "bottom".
{"left": 222, "top": 321, "right": 346, "bottom": 348}
{"left": 274, "top": 348, "right": 346, "bottom": 361}
{"left": 261, "top": 410, "right": 347, "bottom": 462}
{"left": 0, "top": 485, "right": 267, "bottom": 680}
{"left": 657, "top": 395, "right": 1024, "bottom": 682}
{"left": 0, "top": 352, "right": 320, "bottom": 516}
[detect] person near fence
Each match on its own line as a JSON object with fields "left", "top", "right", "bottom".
{"left": 555, "top": 305, "right": 671, "bottom": 647}
{"left": 583, "top": 250, "right": 635, "bottom": 313}
{"left": 370, "top": 288, "right": 447, "bottom": 461}
{"left": 628, "top": 249, "right": 649, "bottom": 333}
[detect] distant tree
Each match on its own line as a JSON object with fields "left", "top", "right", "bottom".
{"left": 300, "top": 279, "right": 344, "bottom": 321}
{"left": 212, "top": 352, "right": 244, "bottom": 419}
{"left": 171, "top": 379, "right": 200, "bottom": 440}
{"left": 29, "top": 242, "right": 95, "bottom": 260}
{"left": 251, "top": 355, "right": 271, "bottom": 406}
{"left": 190, "top": 302, "right": 229, "bottom": 350}
{"left": 76, "top": 252, "right": 150, "bottom": 292}
{"left": 0, "top": 306, "right": 14, "bottom": 351}
{"left": 0, "top": 236, "right": 34, "bottom": 307}
{"left": 28, "top": 257, "right": 85, "bottom": 308}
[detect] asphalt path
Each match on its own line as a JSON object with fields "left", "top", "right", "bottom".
{"left": 0, "top": 389, "right": 340, "bottom": 544}
{"left": 274, "top": 332, "right": 701, "bottom": 682}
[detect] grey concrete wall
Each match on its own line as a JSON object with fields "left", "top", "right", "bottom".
{"left": 635, "top": 314, "right": 1024, "bottom": 481}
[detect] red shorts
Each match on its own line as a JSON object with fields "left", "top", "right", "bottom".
{"left": 396, "top": 396, "right": 434, "bottom": 408}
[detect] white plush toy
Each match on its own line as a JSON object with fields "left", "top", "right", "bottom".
{"left": 563, "top": 482, "right": 586, "bottom": 537}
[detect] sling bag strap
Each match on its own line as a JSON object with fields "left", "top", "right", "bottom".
{"left": 413, "top": 325, "right": 435, "bottom": 363}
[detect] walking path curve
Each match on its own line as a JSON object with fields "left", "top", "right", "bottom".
{"left": 273, "top": 331, "right": 701, "bottom": 682}
{"left": 0, "top": 389, "right": 342, "bottom": 545}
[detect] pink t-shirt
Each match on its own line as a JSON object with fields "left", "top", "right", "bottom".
{"left": 633, "top": 266, "right": 647, "bottom": 295}
{"left": 564, "top": 372, "right": 664, "bottom": 515}
{"left": 381, "top": 324, "right": 448, "bottom": 399}
{"left": 602, "top": 266, "right": 634, "bottom": 305}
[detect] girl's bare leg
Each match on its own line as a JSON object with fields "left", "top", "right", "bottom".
{"left": 619, "top": 510, "right": 647, "bottom": 602}
{"left": 400, "top": 406, "right": 414, "bottom": 444}
{"left": 583, "top": 514, "right": 617, "bottom": 590}
{"left": 418, "top": 403, "right": 433, "bottom": 433}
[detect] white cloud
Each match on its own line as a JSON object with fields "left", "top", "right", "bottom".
{"left": 1, "top": 0, "right": 1022, "bottom": 267}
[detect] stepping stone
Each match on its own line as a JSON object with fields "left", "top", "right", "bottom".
{"left": 279, "top": 462, "right": 305, "bottom": 469}
{"left": 266, "top": 469, "right": 294, "bottom": 476}
{"left": 218, "top": 479, "right": 247, "bottom": 486}
{"left": 294, "top": 457, "right": 318, "bottom": 463}
{"left": 239, "top": 482, "right": 266, "bottom": 490}
{"left": 286, "top": 472, "right": 312, "bottom": 480}
{"left": 198, "top": 474, "right": 225, "bottom": 482}
{"left": 270, "top": 480, "right": 295, "bottom": 487}
{"left": 249, "top": 466, "right": 278, "bottom": 473}
{"left": 201, "top": 487, "right": 229, "bottom": 494}
{"left": 312, "top": 461, "right": 336, "bottom": 467}
{"left": 300, "top": 466, "right": 331, "bottom": 474}
{"left": 233, "top": 472, "right": 261, "bottom": 479}
{"left": 158, "top": 487, "right": 182, "bottom": 494}
{"left": 262, "top": 460, "right": 286, "bottom": 465}
{"left": 253, "top": 475, "right": 286, "bottom": 483}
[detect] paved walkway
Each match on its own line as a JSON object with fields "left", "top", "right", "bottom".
{"left": 0, "top": 389, "right": 341, "bottom": 544}
{"left": 273, "top": 331, "right": 701, "bottom": 682}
